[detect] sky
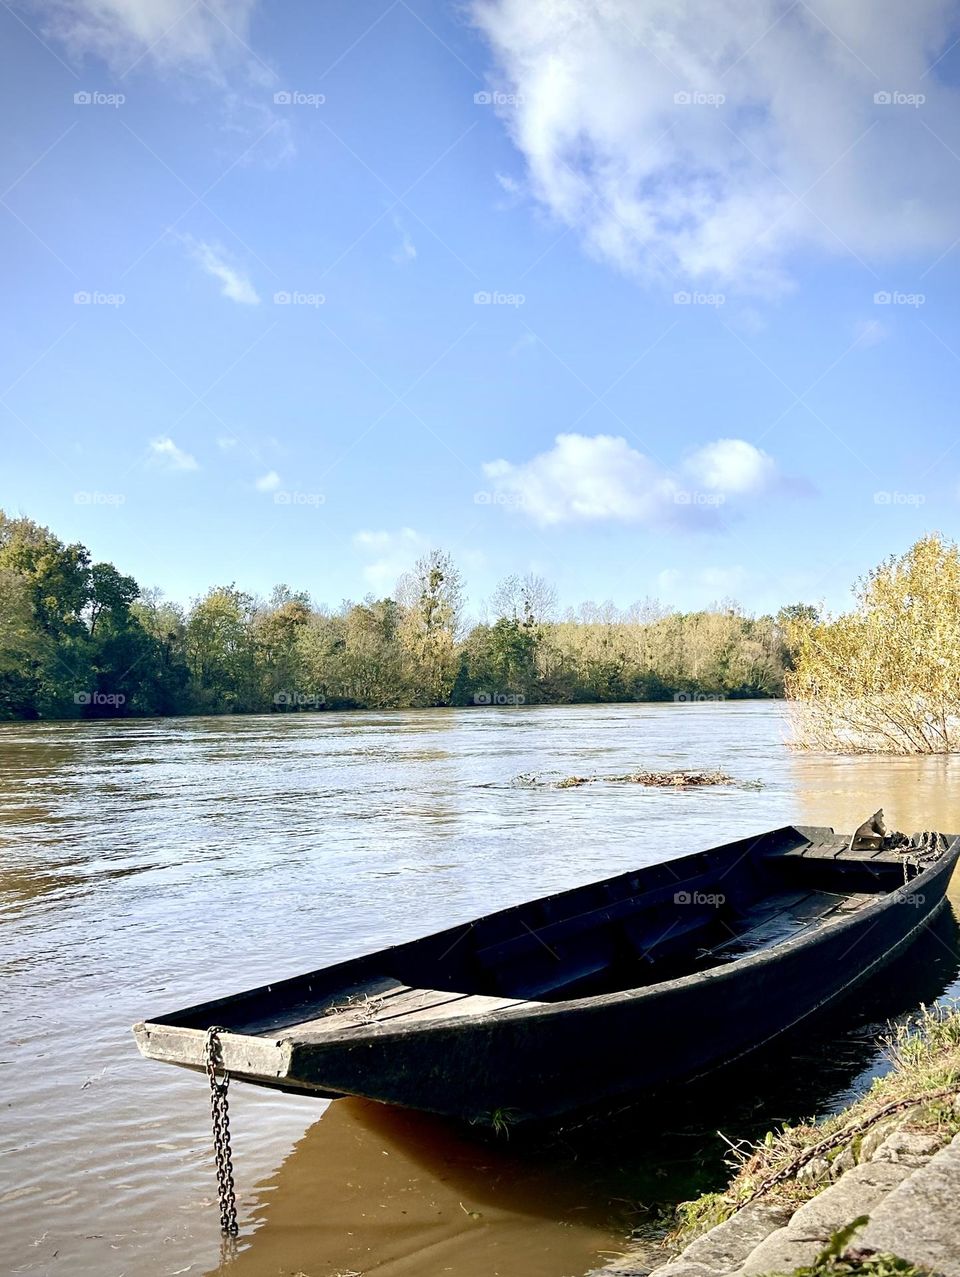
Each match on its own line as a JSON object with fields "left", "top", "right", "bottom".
{"left": 3, "top": 0, "right": 960, "bottom": 620}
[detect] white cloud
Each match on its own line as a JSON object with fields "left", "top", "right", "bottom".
{"left": 37, "top": 2, "right": 295, "bottom": 164}
{"left": 148, "top": 435, "right": 198, "bottom": 471}
{"left": 39, "top": 0, "right": 260, "bottom": 77}
{"left": 470, "top": 0, "right": 960, "bottom": 292}
{"left": 482, "top": 432, "right": 781, "bottom": 526}
{"left": 255, "top": 469, "right": 281, "bottom": 491}
{"left": 353, "top": 527, "right": 427, "bottom": 592}
{"left": 684, "top": 438, "right": 776, "bottom": 493}
{"left": 183, "top": 237, "right": 260, "bottom": 305}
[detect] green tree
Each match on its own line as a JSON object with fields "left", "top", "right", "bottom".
{"left": 786, "top": 534, "right": 960, "bottom": 753}
{"left": 253, "top": 591, "right": 311, "bottom": 709}
{"left": 186, "top": 586, "right": 257, "bottom": 712}
{"left": 0, "top": 568, "right": 52, "bottom": 718}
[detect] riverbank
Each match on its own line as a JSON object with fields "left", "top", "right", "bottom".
{"left": 593, "top": 1005, "right": 960, "bottom": 1276}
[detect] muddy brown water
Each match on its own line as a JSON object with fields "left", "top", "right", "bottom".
{"left": 3, "top": 702, "right": 960, "bottom": 1277}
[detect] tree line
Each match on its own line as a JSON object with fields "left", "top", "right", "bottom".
{"left": 0, "top": 511, "right": 804, "bottom": 720}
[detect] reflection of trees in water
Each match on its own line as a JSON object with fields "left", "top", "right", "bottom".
{"left": 219, "top": 908, "right": 960, "bottom": 1277}
{"left": 789, "top": 750, "right": 960, "bottom": 841}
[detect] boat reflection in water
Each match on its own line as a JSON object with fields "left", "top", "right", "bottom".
{"left": 213, "top": 905, "right": 960, "bottom": 1277}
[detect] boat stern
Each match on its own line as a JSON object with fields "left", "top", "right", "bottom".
{"left": 132, "top": 1021, "right": 295, "bottom": 1085}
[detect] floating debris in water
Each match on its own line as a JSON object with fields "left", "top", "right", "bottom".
{"left": 478, "top": 769, "right": 763, "bottom": 790}
{"left": 556, "top": 769, "right": 762, "bottom": 790}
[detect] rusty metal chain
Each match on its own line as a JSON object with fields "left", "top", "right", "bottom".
{"left": 204, "top": 1026, "right": 239, "bottom": 1237}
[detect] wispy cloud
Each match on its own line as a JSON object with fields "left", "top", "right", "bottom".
{"left": 36, "top": 1, "right": 294, "bottom": 162}
{"left": 482, "top": 433, "right": 785, "bottom": 527}
{"left": 391, "top": 218, "right": 417, "bottom": 266}
{"left": 183, "top": 236, "right": 260, "bottom": 305}
{"left": 38, "top": 0, "right": 262, "bottom": 78}
{"left": 353, "top": 527, "right": 427, "bottom": 591}
{"left": 509, "top": 331, "right": 539, "bottom": 357}
{"left": 148, "top": 435, "right": 198, "bottom": 472}
{"left": 853, "top": 318, "right": 889, "bottom": 347}
{"left": 254, "top": 469, "right": 281, "bottom": 491}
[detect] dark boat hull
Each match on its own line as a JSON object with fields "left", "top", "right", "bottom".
{"left": 280, "top": 851, "right": 957, "bottom": 1119}
{"left": 134, "top": 826, "right": 960, "bottom": 1121}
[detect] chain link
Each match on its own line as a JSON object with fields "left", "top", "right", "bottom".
{"left": 204, "top": 1026, "right": 239, "bottom": 1237}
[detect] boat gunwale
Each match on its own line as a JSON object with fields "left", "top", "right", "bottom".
{"left": 134, "top": 830, "right": 960, "bottom": 1049}
{"left": 274, "top": 833, "right": 960, "bottom": 1038}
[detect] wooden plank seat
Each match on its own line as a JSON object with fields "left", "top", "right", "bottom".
{"left": 251, "top": 977, "right": 530, "bottom": 1039}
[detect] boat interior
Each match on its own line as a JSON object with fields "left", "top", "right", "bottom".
{"left": 158, "top": 827, "right": 931, "bottom": 1041}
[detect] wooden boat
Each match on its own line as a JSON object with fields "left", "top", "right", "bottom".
{"left": 133, "top": 824, "right": 960, "bottom": 1122}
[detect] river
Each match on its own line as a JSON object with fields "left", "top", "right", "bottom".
{"left": 3, "top": 701, "right": 960, "bottom": 1277}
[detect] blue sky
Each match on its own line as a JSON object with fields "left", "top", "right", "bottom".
{"left": 3, "top": 0, "right": 960, "bottom": 620}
